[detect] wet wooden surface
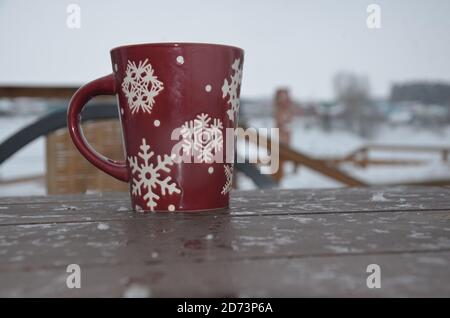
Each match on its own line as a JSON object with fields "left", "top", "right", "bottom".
{"left": 0, "top": 186, "right": 449, "bottom": 297}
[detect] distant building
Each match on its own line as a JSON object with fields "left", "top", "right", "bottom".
{"left": 390, "top": 82, "right": 450, "bottom": 105}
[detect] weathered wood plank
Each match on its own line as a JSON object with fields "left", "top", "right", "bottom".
{"left": 0, "top": 192, "right": 124, "bottom": 205}
{"left": 1, "top": 210, "right": 449, "bottom": 271}
{"left": 1, "top": 187, "right": 449, "bottom": 297}
{"left": 0, "top": 251, "right": 449, "bottom": 297}
{"left": 0, "top": 200, "right": 136, "bottom": 226}
{"left": 1, "top": 186, "right": 450, "bottom": 225}
{"left": 2, "top": 186, "right": 449, "bottom": 206}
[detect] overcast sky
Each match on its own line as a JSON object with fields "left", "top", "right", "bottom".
{"left": 0, "top": 0, "right": 449, "bottom": 100}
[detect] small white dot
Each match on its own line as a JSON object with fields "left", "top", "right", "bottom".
{"left": 176, "top": 56, "right": 184, "bottom": 65}
{"left": 168, "top": 204, "right": 175, "bottom": 211}
{"left": 154, "top": 119, "right": 160, "bottom": 127}
{"left": 205, "top": 84, "right": 212, "bottom": 92}
{"left": 120, "top": 108, "right": 124, "bottom": 115}
{"left": 114, "top": 63, "right": 118, "bottom": 72}
{"left": 208, "top": 167, "right": 214, "bottom": 174}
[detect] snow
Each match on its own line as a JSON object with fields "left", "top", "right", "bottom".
{"left": 97, "top": 223, "right": 110, "bottom": 231}
{"left": 0, "top": 116, "right": 44, "bottom": 178}
{"left": 123, "top": 284, "right": 152, "bottom": 298}
{"left": 371, "top": 192, "right": 389, "bottom": 202}
{"left": 0, "top": 116, "right": 45, "bottom": 196}
{"left": 0, "top": 181, "right": 45, "bottom": 197}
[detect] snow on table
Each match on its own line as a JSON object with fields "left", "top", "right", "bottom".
{"left": 0, "top": 187, "right": 449, "bottom": 297}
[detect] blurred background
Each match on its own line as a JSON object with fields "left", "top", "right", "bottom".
{"left": 1, "top": 0, "right": 450, "bottom": 195}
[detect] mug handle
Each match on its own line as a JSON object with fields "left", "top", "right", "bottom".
{"left": 67, "top": 74, "right": 129, "bottom": 182}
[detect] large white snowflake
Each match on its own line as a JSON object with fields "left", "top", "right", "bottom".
{"left": 121, "top": 59, "right": 164, "bottom": 114}
{"left": 180, "top": 113, "right": 223, "bottom": 163}
{"left": 221, "top": 164, "right": 233, "bottom": 195}
{"left": 222, "top": 59, "right": 243, "bottom": 121}
{"left": 128, "top": 138, "right": 181, "bottom": 211}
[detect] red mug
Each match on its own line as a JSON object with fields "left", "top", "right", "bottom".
{"left": 67, "top": 43, "right": 244, "bottom": 212}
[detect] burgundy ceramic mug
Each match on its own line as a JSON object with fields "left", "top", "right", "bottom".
{"left": 67, "top": 43, "right": 244, "bottom": 212}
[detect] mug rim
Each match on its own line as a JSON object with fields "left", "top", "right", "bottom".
{"left": 110, "top": 42, "right": 244, "bottom": 54}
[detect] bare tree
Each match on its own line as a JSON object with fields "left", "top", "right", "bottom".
{"left": 333, "top": 72, "right": 373, "bottom": 137}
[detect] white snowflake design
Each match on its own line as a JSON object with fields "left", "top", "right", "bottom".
{"left": 180, "top": 113, "right": 223, "bottom": 163}
{"left": 121, "top": 59, "right": 164, "bottom": 115}
{"left": 128, "top": 138, "right": 181, "bottom": 211}
{"left": 222, "top": 59, "right": 243, "bottom": 121}
{"left": 221, "top": 164, "right": 233, "bottom": 195}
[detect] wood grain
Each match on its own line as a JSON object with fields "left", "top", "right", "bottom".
{"left": 0, "top": 187, "right": 449, "bottom": 297}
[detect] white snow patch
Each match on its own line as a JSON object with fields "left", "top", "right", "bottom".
{"left": 372, "top": 228, "right": 390, "bottom": 234}
{"left": 371, "top": 192, "right": 389, "bottom": 202}
{"left": 123, "top": 284, "right": 152, "bottom": 298}
{"left": 97, "top": 223, "right": 110, "bottom": 230}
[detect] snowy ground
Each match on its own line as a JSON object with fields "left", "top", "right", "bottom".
{"left": 0, "top": 116, "right": 45, "bottom": 196}
{"left": 1, "top": 115, "right": 450, "bottom": 196}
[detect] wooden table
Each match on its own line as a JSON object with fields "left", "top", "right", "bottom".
{"left": 0, "top": 187, "right": 449, "bottom": 297}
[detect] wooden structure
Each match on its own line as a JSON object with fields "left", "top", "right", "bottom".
{"left": 0, "top": 86, "right": 124, "bottom": 193}
{"left": 274, "top": 88, "right": 293, "bottom": 145}
{"left": 46, "top": 120, "right": 128, "bottom": 194}
{"left": 332, "top": 144, "right": 450, "bottom": 168}
{"left": 0, "top": 186, "right": 449, "bottom": 297}
{"left": 0, "top": 86, "right": 79, "bottom": 99}
{"left": 273, "top": 88, "right": 294, "bottom": 182}
{"left": 240, "top": 122, "right": 366, "bottom": 187}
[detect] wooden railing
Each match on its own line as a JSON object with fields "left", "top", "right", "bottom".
{"left": 0, "top": 86, "right": 79, "bottom": 98}
{"left": 0, "top": 86, "right": 114, "bottom": 100}
{"left": 238, "top": 122, "right": 367, "bottom": 187}
{"left": 327, "top": 144, "right": 450, "bottom": 168}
